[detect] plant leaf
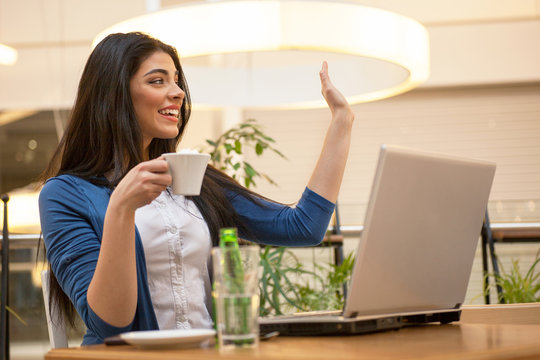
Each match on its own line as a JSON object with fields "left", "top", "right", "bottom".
{"left": 6, "top": 306, "right": 27, "bottom": 325}
{"left": 234, "top": 140, "right": 242, "bottom": 154}
{"left": 243, "top": 162, "right": 258, "bottom": 177}
{"left": 255, "top": 142, "right": 264, "bottom": 155}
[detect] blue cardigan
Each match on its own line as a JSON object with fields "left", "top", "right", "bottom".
{"left": 39, "top": 174, "right": 335, "bottom": 345}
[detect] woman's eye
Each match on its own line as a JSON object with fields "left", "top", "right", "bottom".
{"left": 150, "top": 78, "right": 164, "bottom": 84}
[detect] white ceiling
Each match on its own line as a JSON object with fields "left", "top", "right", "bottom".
{"left": 2, "top": 0, "right": 538, "bottom": 45}
{"left": 160, "top": 0, "right": 540, "bottom": 25}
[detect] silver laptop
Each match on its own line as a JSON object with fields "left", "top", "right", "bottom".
{"left": 259, "top": 144, "right": 496, "bottom": 335}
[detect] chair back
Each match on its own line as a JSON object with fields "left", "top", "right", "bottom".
{"left": 41, "top": 269, "right": 68, "bottom": 348}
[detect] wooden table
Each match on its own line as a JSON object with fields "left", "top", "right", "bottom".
{"left": 45, "top": 304, "right": 540, "bottom": 360}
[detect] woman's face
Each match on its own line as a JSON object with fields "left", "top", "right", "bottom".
{"left": 130, "top": 51, "right": 185, "bottom": 150}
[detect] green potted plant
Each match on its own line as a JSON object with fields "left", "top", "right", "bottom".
{"left": 488, "top": 250, "right": 540, "bottom": 303}
{"left": 259, "top": 246, "right": 354, "bottom": 316}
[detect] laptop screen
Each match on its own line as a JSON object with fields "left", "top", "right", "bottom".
{"left": 343, "top": 145, "right": 496, "bottom": 318}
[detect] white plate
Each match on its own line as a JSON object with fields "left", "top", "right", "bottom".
{"left": 120, "top": 328, "right": 216, "bottom": 349}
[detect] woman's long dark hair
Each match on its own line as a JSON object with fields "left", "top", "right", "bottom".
{"left": 39, "top": 32, "right": 262, "bottom": 327}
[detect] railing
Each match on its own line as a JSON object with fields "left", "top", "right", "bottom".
{"left": 488, "top": 223, "right": 540, "bottom": 242}
{"left": 2, "top": 222, "right": 540, "bottom": 249}
{"left": 330, "top": 223, "right": 540, "bottom": 240}
{"left": 0, "top": 234, "right": 41, "bottom": 250}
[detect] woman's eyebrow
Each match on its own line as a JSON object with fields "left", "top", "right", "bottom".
{"left": 143, "top": 69, "right": 180, "bottom": 78}
{"left": 143, "top": 68, "right": 169, "bottom": 77}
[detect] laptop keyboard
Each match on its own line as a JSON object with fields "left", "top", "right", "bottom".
{"left": 260, "top": 310, "right": 342, "bottom": 321}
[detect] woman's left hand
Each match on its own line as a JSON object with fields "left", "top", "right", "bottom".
{"left": 319, "top": 61, "right": 354, "bottom": 121}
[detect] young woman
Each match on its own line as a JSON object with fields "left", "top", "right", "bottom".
{"left": 39, "top": 32, "right": 354, "bottom": 345}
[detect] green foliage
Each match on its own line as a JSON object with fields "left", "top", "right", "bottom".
{"left": 490, "top": 249, "right": 540, "bottom": 304}
{"left": 259, "top": 246, "right": 355, "bottom": 317}
{"left": 292, "top": 251, "right": 355, "bottom": 312}
{"left": 202, "top": 118, "right": 287, "bottom": 189}
{"left": 258, "top": 247, "right": 312, "bottom": 316}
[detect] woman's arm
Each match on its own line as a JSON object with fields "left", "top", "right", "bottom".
{"left": 307, "top": 62, "right": 355, "bottom": 203}
{"left": 229, "top": 62, "right": 352, "bottom": 246}
{"left": 229, "top": 187, "right": 335, "bottom": 246}
{"left": 39, "top": 176, "right": 136, "bottom": 339}
{"left": 86, "top": 158, "right": 171, "bottom": 327}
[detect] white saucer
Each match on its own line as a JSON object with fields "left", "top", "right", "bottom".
{"left": 120, "top": 328, "right": 216, "bottom": 349}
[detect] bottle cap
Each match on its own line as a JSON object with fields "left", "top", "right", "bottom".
{"left": 220, "top": 227, "right": 237, "bottom": 238}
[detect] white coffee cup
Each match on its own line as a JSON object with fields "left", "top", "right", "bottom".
{"left": 162, "top": 152, "right": 211, "bottom": 195}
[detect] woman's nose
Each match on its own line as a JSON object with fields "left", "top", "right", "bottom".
{"left": 170, "top": 83, "right": 185, "bottom": 101}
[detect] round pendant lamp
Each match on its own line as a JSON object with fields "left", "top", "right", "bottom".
{"left": 94, "top": 0, "right": 430, "bottom": 109}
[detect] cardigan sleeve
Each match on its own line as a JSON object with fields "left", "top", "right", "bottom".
{"left": 228, "top": 187, "right": 336, "bottom": 246}
{"left": 39, "top": 176, "right": 135, "bottom": 342}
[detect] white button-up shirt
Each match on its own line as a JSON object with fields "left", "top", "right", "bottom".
{"left": 135, "top": 189, "right": 213, "bottom": 330}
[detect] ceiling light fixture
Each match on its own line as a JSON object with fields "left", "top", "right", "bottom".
{"left": 94, "top": 0, "right": 429, "bottom": 109}
{"left": 0, "top": 43, "right": 17, "bottom": 66}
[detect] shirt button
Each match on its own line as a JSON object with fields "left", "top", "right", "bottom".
{"left": 169, "top": 226, "right": 178, "bottom": 234}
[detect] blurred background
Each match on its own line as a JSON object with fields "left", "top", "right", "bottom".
{"left": 0, "top": 0, "right": 539, "bottom": 358}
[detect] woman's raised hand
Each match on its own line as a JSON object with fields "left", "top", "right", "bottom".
{"left": 319, "top": 61, "right": 354, "bottom": 121}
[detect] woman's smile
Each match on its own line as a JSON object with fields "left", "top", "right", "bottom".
{"left": 158, "top": 105, "right": 180, "bottom": 122}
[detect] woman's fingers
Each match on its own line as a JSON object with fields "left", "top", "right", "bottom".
{"left": 319, "top": 61, "right": 329, "bottom": 86}
{"left": 111, "top": 158, "right": 173, "bottom": 211}
{"left": 319, "top": 61, "right": 349, "bottom": 111}
{"left": 319, "top": 61, "right": 334, "bottom": 100}
{"left": 137, "top": 159, "right": 171, "bottom": 184}
{"left": 143, "top": 164, "right": 172, "bottom": 187}
{"left": 141, "top": 158, "right": 169, "bottom": 174}
{"left": 150, "top": 171, "right": 172, "bottom": 187}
